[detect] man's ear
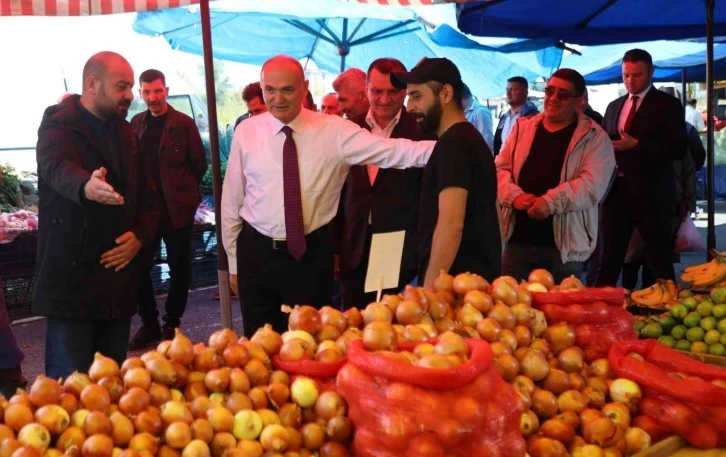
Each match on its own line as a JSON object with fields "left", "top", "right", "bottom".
{"left": 303, "top": 79, "right": 310, "bottom": 93}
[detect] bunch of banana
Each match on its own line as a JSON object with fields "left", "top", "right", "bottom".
{"left": 630, "top": 279, "right": 679, "bottom": 307}
{"left": 680, "top": 250, "right": 726, "bottom": 288}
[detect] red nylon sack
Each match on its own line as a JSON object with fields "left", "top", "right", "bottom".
{"left": 609, "top": 339, "right": 726, "bottom": 448}
{"left": 271, "top": 356, "right": 347, "bottom": 392}
{"left": 531, "top": 287, "right": 625, "bottom": 307}
{"left": 337, "top": 339, "right": 526, "bottom": 457}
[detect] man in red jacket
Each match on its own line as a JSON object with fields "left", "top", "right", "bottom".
{"left": 130, "top": 69, "right": 207, "bottom": 348}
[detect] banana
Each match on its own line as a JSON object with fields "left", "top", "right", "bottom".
{"left": 684, "top": 259, "right": 718, "bottom": 274}
{"left": 690, "top": 261, "right": 726, "bottom": 287}
{"left": 631, "top": 284, "right": 665, "bottom": 307}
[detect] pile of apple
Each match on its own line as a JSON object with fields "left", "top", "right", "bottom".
{"left": 0, "top": 325, "right": 353, "bottom": 457}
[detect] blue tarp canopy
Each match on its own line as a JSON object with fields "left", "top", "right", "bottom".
{"left": 133, "top": 0, "right": 563, "bottom": 98}
{"left": 457, "top": 0, "right": 725, "bottom": 46}
{"left": 581, "top": 45, "right": 726, "bottom": 84}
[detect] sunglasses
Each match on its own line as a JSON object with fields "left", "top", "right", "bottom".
{"left": 544, "top": 86, "right": 582, "bottom": 101}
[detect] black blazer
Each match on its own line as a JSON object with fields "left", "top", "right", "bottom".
{"left": 334, "top": 108, "right": 426, "bottom": 277}
{"left": 33, "top": 95, "right": 160, "bottom": 320}
{"left": 602, "top": 87, "right": 687, "bottom": 208}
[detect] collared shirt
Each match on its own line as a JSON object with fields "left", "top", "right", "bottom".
{"left": 77, "top": 99, "right": 125, "bottom": 186}
{"left": 501, "top": 104, "right": 533, "bottom": 144}
{"left": 365, "top": 107, "right": 401, "bottom": 138}
{"left": 464, "top": 99, "right": 494, "bottom": 151}
{"left": 221, "top": 108, "right": 435, "bottom": 273}
{"left": 685, "top": 105, "right": 706, "bottom": 132}
{"left": 618, "top": 85, "right": 652, "bottom": 132}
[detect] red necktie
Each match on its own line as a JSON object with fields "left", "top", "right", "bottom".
{"left": 281, "top": 126, "right": 306, "bottom": 260}
{"left": 623, "top": 95, "right": 639, "bottom": 133}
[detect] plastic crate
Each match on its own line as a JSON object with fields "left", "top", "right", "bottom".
{"left": 190, "top": 258, "right": 218, "bottom": 288}
{"left": 0, "top": 231, "right": 38, "bottom": 320}
{"left": 153, "top": 224, "right": 217, "bottom": 263}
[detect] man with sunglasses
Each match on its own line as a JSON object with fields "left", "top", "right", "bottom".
{"left": 496, "top": 68, "right": 615, "bottom": 283}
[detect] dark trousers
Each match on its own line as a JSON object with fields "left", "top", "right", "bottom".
{"left": 45, "top": 317, "right": 131, "bottom": 379}
{"left": 340, "top": 227, "right": 417, "bottom": 310}
{"left": 502, "top": 244, "right": 585, "bottom": 284}
{"left": 0, "top": 278, "right": 23, "bottom": 369}
{"left": 236, "top": 221, "right": 333, "bottom": 337}
{"left": 138, "top": 223, "right": 193, "bottom": 329}
{"left": 594, "top": 181, "right": 676, "bottom": 286}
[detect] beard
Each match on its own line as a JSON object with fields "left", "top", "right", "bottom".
{"left": 415, "top": 99, "right": 442, "bottom": 135}
{"left": 98, "top": 87, "right": 131, "bottom": 119}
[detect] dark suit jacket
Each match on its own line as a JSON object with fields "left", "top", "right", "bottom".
{"left": 33, "top": 95, "right": 160, "bottom": 320}
{"left": 602, "top": 87, "right": 687, "bottom": 209}
{"left": 131, "top": 106, "right": 207, "bottom": 229}
{"left": 334, "top": 108, "right": 426, "bottom": 278}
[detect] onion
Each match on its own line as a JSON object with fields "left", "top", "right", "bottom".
{"left": 434, "top": 317, "right": 456, "bottom": 334}
{"left": 463, "top": 290, "right": 493, "bottom": 314}
{"left": 434, "top": 331, "right": 469, "bottom": 357}
{"left": 541, "top": 369, "right": 571, "bottom": 396}
{"left": 300, "top": 423, "right": 325, "bottom": 451}
{"left": 402, "top": 286, "right": 428, "bottom": 309}
{"left": 453, "top": 272, "right": 479, "bottom": 296}
{"left": 472, "top": 274, "right": 491, "bottom": 293}
{"left": 416, "top": 354, "right": 451, "bottom": 369}
{"left": 456, "top": 303, "right": 484, "bottom": 328}
{"left": 343, "top": 308, "right": 363, "bottom": 329}
{"left": 315, "top": 348, "right": 343, "bottom": 363}
{"left": 362, "top": 303, "right": 392, "bottom": 325}
{"left": 362, "top": 321, "right": 397, "bottom": 352}
{"left": 543, "top": 323, "right": 576, "bottom": 354}
{"left": 490, "top": 342, "right": 512, "bottom": 357}
{"left": 568, "top": 373, "right": 585, "bottom": 391}
{"left": 601, "top": 402, "right": 630, "bottom": 430}
{"left": 240, "top": 341, "right": 270, "bottom": 365}
{"left": 510, "top": 303, "right": 535, "bottom": 327}
{"left": 530, "top": 339, "right": 552, "bottom": 359}
{"left": 514, "top": 326, "right": 532, "bottom": 348}
{"left": 495, "top": 355, "right": 520, "bottom": 381}
{"left": 487, "top": 303, "right": 516, "bottom": 330}
{"left": 314, "top": 392, "right": 347, "bottom": 421}
{"left": 208, "top": 329, "right": 238, "bottom": 355}
{"left": 247, "top": 387, "right": 268, "bottom": 410}
{"left": 259, "top": 425, "right": 289, "bottom": 452}
{"left": 395, "top": 300, "right": 424, "bottom": 325}
{"left": 290, "top": 378, "right": 319, "bottom": 409}
{"left": 520, "top": 410, "right": 540, "bottom": 437}
{"left": 89, "top": 354, "right": 120, "bottom": 383}
{"left": 560, "top": 275, "right": 584, "bottom": 290}
{"left": 516, "top": 285, "right": 532, "bottom": 307}
{"left": 325, "top": 417, "right": 352, "bottom": 444}
{"left": 557, "top": 347, "right": 584, "bottom": 373}
{"left": 625, "top": 427, "right": 651, "bottom": 455}
{"left": 288, "top": 305, "right": 322, "bottom": 334}
{"left": 204, "top": 368, "right": 231, "bottom": 393}
{"left": 490, "top": 278, "right": 518, "bottom": 306}
{"left": 319, "top": 442, "right": 349, "bottom": 457}
{"left": 380, "top": 295, "right": 402, "bottom": 314}
{"left": 319, "top": 307, "right": 348, "bottom": 333}
{"left": 531, "top": 389, "right": 559, "bottom": 419}
{"left": 314, "top": 325, "right": 341, "bottom": 344}
{"left": 335, "top": 329, "right": 362, "bottom": 355}
{"left": 582, "top": 417, "right": 617, "bottom": 446}
{"left": 281, "top": 330, "right": 317, "bottom": 349}
{"left": 251, "top": 325, "right": 283, "bottom": 356}
{"left": 582, "top": 387, "right": 606, "bottom": 409}
{"left": 609, "top": 379, "right": 642, "bottom": 412}
{"left": 425, "top": 293, "right": 449, "bottom": 320}
{"left": 243, "top": 359, "right": 270, "bottom": 387}
{"left": 167, "top": 329, "right": 195, "bottom": 366}
{"left": 498, "top": 329, "right": 518, "bottom": 352}
{"left": 433, "top": 270, "right": 455, "bottom": 294}
{"left": 540, "top": 418, "right": 575, "bottom": 446}
{"left": 512, "top": 375, "right": 536, "bottom": 396}
{"left": 222, "top": 344, "right": 251, "bottom": 369}
{"left": 528, "top": 269, "right": 555, "bottom": 290}
{"left": 531, "top": 310, "right": 548, "bottom": 337}
{"left": 557, "top": 390, "right": 589, "bottom": 414}
{"left": 520, "top": 349, "right": 550, "bottom": 382}
{"left": 476, "top": 318, "right": 502, "bottom": 342}
{"left": 590, "top": 359, "right": 615, "bottom": 380}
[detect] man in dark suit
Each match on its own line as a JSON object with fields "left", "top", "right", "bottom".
{"left": 594, "top": 49, "right": 687, "bottom": 286}
{"left": 335, "top": 58, "right": 426, "bottom": 308}
{"left": 34, "top": 52, "right": 160, "bottom": 378}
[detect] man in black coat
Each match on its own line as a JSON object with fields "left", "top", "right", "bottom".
{"left": 594, "top": 49, "right": 687, "bottom": 286}
{"left": 334, "top": 58, "right": 426, "bottom": 308}
{"left": 129, "top": 69, "right": 207, "bottom": 349}
{"left": 34, "top": 52, "right": 160, "bottom": 378}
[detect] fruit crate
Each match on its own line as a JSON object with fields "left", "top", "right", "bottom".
{"left": 0, "top": 231, "right": 37, "bottom": 321}
{"left": 633, "top": 436, "right": 685, "bottom": 457}
{"left": 680, "top": 350, "right": 726, "bottom": 367}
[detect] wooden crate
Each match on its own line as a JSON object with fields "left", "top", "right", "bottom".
{"left": 679, "top": 351, "right": 726, "bottom": 368}
{"left": 634, "top": 437, "right": 686, "bottom": 457}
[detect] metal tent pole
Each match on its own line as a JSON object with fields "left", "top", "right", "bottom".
{"left": 200, "top": 0, "right": 233, "bottom": 329}
{"left": 707, "top": 0, "right": 716, "bottom": 259}
{"left": 681, "top": 68, "right": 687, "bottom": 114}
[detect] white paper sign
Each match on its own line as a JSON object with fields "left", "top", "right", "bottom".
{"left": 364, "top": 230, "right": 406, "bottom": 294}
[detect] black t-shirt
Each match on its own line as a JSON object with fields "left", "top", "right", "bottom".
{"left": 509, "top": 120, "right": 577, "bottom": 247}
{"left": 142, "top": 112, "right": 168, "bottom": 214}
{"left": 417, "top": 122, "right": 502, "bottom": 281}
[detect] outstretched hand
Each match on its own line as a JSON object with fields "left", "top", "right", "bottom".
{"left": 84, "top": 167, "right": 124, "bottom": 205}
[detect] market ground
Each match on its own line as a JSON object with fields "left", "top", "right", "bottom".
{"left": 11, "top": 201, "right": 726, "bottom": 383}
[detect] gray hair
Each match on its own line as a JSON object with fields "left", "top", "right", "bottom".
{"left": 333, "top": 68, "right": 366, "bottom": 93}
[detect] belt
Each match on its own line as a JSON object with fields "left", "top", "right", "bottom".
{"left": 242, "top": 220, "right": 327, "bottom": 251}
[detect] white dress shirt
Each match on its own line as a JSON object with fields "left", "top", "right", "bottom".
{"left": 365, "top": 107, "right": 402, "bottom": 185}
{"left": 685, "top": 105, "right": 706, "bottom": 132}
{"left": 221, "top": 108, "right": 435, "bottom": 273}
{"left": 618, "top": 85, "right": 652, "bottom": 132}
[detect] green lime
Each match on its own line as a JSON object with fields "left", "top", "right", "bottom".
{"left": 679, "top": 289, "right": 694, "bottom": 299}
{"left": 714, "top": 304, "right": 726, "bottom": 319}
{"left": 701, "top": 316, "right": 718, "bottom": 331}
{"left": 721, "top": 333, "right": 726, "bottom": 346}
{"left": 705, "top": 329, "right": 722, "bottom": 345}
{"left": 691, "top": 341, "right": 709, "bottom": 354}
{"left": 675, "top": 339, "right": 692, "bottom": 351}
{"left": 658, "top": 335, "right": 676, "bottom": 348}
{"left": 671, "top": 304, "right": 689, "bottom": 320}
{"left": 642, "top": 323, "right": 663, "bottom": 339}
{"left": 709, "top": 343, "right": 726, "bottom": 357}
{"left": 658, "top": 316, "right": 677, "bottom": 334}
{"left": 719, "top": 318, "right": 726, "bottom": 334}
{"left": 634, "top": 321, "right": 647, "bottom": 335}
{"left": 711, "top": 287, "right": 726, "bottom": 304}
{"left": 686, "top": 327, "right": 705, "bottom": 342}
{"left": 683, "top": 297, "right": 699, "bottom": 311}
{"left": 684, "top": 312, "right": 702, "bottom": 328}
{"left": 670, "top": 325, "right": 687, "bottom": 340}
{"left": 697, "top": 301, "right": 714, "bottom": 317}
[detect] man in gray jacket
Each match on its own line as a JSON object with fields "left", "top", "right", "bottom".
{"left": 496, "top": 69, "right": 615, "bottom": 283}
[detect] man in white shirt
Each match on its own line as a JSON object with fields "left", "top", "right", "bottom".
{"left": 685, "top": 99, "right": 706, "bottom": 133}
{"left": 462, "top": 83, "right": 494, "bottom": 151}
{"left": 221, "top": 55, "right": 435, "bottom": 336}
{"left": 333, "top": 68, "right": 370, "bottom": 121}
{"left": 333, "top": 58, "right": 427, "bottom": 309}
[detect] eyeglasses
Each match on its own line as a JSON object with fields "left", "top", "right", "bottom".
{"left": 544, "top": 86, "right": 581, "bottom": 101}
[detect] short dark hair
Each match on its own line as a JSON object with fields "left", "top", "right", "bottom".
{"left": 507, "top": 76, "right": 528, "bottom": 88}
{"left": 428, "top": 81, "right": 463, "bottom": 109}
{"left": 550, "top": 68, "right": 586, "bottom": 97}
{"left": 688, "top": 98, "right": 698, "bottom": 107}
{"left": 367, "top": 58, "right": 407, "bottom": 81}
{"left": 461, "top": 83, "right": 473, "bottom": 101}
{"left": 242, "top": 82, "right": 263, "bottom": 103}
{"left": 139, "top": 69, "right": 166, "bottom": 86}
{"left": 622, "top": 49, "right": 653, "bottom": 67}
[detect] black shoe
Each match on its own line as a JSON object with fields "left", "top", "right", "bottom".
{"left": 0, "top": 366, "right": 27, "bottom": 399}
{"left": 128, "top": 324, "right": 162, "bottom": 351}
{"left": 161, "top": 325, "right": 175, "bottom": 341}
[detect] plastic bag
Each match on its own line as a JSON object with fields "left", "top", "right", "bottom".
{"left": 538, "top": 301, "right": 630, "bottom": 326}
{"left": 531, "top": 287, "right": 625, "bottom": 307}
{"left": 271, "top": 356, "right": 347, "bottom": 392}
{"left": 609, "top": 339, "right": 726, "bottom": 448}
{"left": 674, "top": 216, "right": 705, "bottom": 252}
{"left": 337, "top": 339, "right": 525, "bottom": 457}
